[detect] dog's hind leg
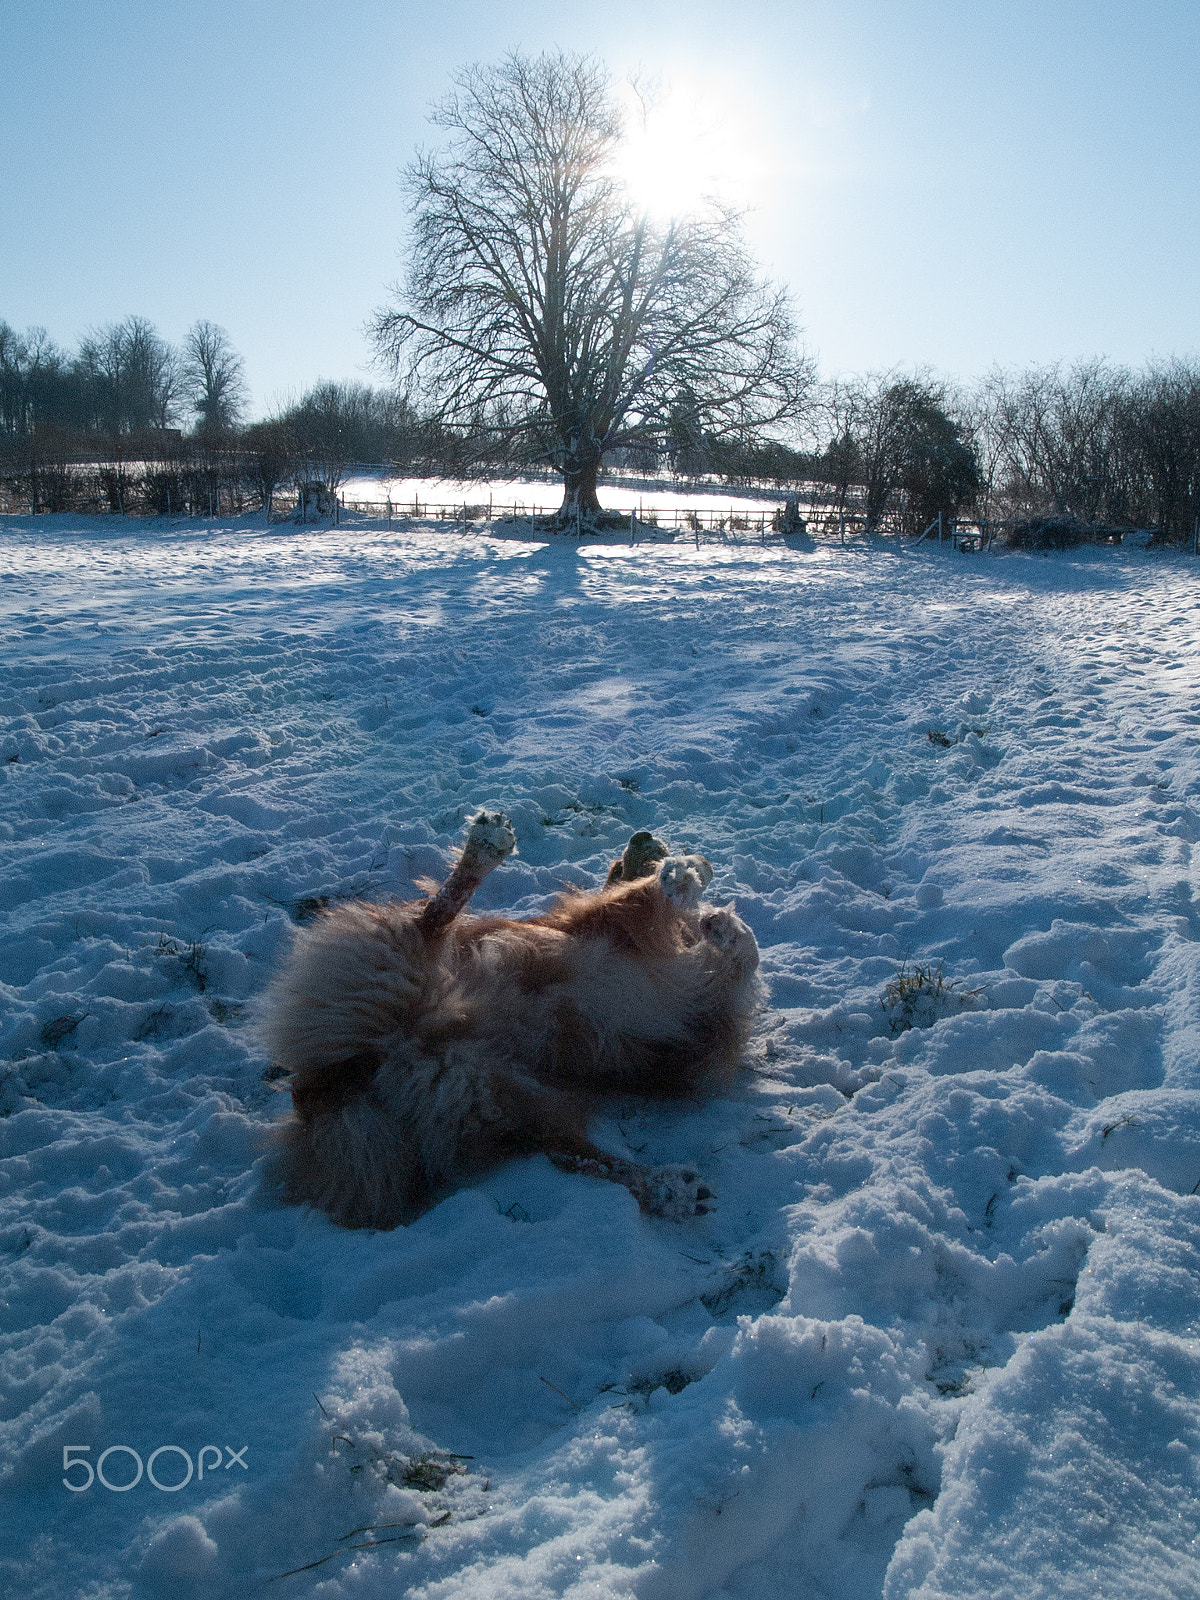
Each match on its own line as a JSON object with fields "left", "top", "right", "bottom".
{"left": 658, "top": 854, "right": 714, "bottom": 910}
{"left": 418, "top": 810, "right": 517, "bottom": 936}
{"left": 698, "top": 904, "right": 759, "bottom": 971}
{"left": 546, "top": 1133, "right": 714, "bottom": 1220}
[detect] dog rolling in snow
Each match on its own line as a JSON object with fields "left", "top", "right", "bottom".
{"left": 261, "top": 812, "right": 761, "bottom": 1228}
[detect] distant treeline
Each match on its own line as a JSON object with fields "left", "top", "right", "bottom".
{"left": 671, "top": 362, "right": 1200, "bottom": 543}
{"left": 1, "top": 316, "right": 245, "bottom": 438}
{"left": 0, "top": 316, "right": 467, "bottom": 516}
{"left": 3, "top": 314, "right": 1200, "bottom": 540}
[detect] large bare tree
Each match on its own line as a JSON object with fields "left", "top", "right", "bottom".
{"left": 183, "top": 320, "right": 247, "bottom": 437}
{"left": 370, "top": 51, "right": 812, "bottom": 521}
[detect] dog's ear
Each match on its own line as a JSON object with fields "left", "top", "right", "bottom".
{"left": 607, "top": 830, "right": 669, "bottom": 885}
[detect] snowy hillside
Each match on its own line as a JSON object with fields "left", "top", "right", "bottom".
{"left": 2, "top": 513, "right": 1200, "bottom": 1600}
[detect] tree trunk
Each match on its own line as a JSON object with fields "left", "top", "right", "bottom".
{"left": 558, "top": 455, "right": 602, "bottom": 522}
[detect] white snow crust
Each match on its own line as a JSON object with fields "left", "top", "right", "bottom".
{"left": 339, "top": 474, "right": 782, "bottom": 518}
{"left": 3, "top": 512, "right": 1200, "bottom": 1599}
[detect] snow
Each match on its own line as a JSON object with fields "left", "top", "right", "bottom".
{"left": 3, "top": 510, "right": 1200, "bottom": 1598}
{"left": 339, "top": 473, "right": 783, "bottom": 517}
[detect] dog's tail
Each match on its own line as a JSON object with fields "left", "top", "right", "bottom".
{"left": 259, "top": 900, "right": 429, "bottom": 1104}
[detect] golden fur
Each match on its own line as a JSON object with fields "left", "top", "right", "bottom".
{"left": 261, "top": 813, "right": 761, "bottom": 1227}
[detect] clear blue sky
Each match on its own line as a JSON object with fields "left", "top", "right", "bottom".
{"left": 3, "top": 0, "right": 1197, "bottom": 416}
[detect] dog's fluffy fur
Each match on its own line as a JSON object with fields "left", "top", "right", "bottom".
{"left": 261, "top": 813, "right": 761, "bottom": 1228}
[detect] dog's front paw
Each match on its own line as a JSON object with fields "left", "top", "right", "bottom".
{"left": 659, "top": 854, "right": 713, "bottom": 911}
{"left": 464, "top": 810, "right": 517, "bottom": 862}
{"left": 636, "top": 1165, "right": 714, "bottom": 1220}
{"left": 699, "top": 905, "right": 758, "bottom": 964}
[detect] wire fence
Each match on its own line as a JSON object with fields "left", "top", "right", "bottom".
{"left": 332, "top": 493, "right": 1003, "bottom": 549}
{"left": 2, "top": 464, "right": 1145, "bottom": 551}
{"left": 336, "top": 493, "right": 789, "bottom": 540}
{"left": 331, "top": 496, "right": 1145, "bottom": 553}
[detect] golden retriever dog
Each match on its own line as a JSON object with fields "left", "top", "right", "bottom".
{"left": 261, "top": 812, "right": 761, "bottom": 1228}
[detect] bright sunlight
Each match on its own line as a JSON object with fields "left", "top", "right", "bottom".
{"left": 615, "top": 78, "right": 763, "bottom": 221}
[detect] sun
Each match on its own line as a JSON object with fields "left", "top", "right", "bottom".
{"left": 614, "top": 80, "right": 761, "bottom": 222}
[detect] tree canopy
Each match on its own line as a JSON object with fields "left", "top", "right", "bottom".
{"left": 370, "top": 50, "right": 812, "bottom": 519}
{"left": 825, "top": 375, "right": 981, "bottom": 536}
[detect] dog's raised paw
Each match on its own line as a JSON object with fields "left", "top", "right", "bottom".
{"left": 699, "top": 905, "right": 756, "bottom": 960}
{"left": 636, "top": 1165, "right": 714, "bottom": 1220}
{"left": 465, "top": 810, "right": 518, "bottom": 861}
{"left": 659, "top": 855, "right": 712, "bottom": 910}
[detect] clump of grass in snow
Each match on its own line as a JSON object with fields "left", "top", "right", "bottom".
{"left": 927, "top": 723, "right": 990, "bottom": 748}
{"left": 152, "top": 932, "right": 208, "bottom": 991}
{"left": 133, "top": 1004, "right": 173, "bottom": 1042}
{"left": 600, "top": 1368, "right": 699, "bottom": 1411}
{"left": 881, "top": 959, "right": 985, "bottom": 1034}
{"left": 40, "top": 1012, "right": 87, "bottom": 1049}
{"left": 331, "top": 1430, "right": 471, "bottom": 1493}
{"left": 628, "top": 1368, "right": 695, "bottom": 1398}
{"left": 402, "top": 1453, "right": 469, "bottom": 1492}
{"left": 700, "top": 1250, "right": 785, "bottom": 1316}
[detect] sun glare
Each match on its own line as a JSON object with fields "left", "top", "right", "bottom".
{"left": 615, "top": 81, "right": 761, "bottom": 222}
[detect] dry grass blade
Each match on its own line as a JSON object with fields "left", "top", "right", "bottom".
{"left": 539, "top": 1376, "right": 581, "bottom": 1410}
{"left": 337, "top": 1520, "right": 425, "bottom": 1542}
{"left": 263, "top": 1533, "right": 419, "bottom": 1583}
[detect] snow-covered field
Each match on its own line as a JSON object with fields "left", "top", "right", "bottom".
{"left": 339, "top": 473, "right": 782, "bottom": 517}
{"left": 3, "top": 511, "right": 1200, "bottom": 1600}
